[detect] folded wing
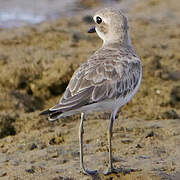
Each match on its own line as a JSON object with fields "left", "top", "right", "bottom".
{"left": 50, "top": 56, "right": 141, "bottom": 112}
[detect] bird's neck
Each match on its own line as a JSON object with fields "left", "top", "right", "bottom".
{"left": 103, "top": 32, "right": 132, "bottom": 48}
{"left": 103, "top": 40, "right": 132, "bottom": 50}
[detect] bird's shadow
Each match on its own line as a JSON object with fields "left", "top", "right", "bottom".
{"left": 90, "top": 166, "right": 142, "bottom": 180}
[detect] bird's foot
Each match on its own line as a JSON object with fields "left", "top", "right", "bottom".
{"left": 103, "top": 166, "right": 117, "bottom": 175}
{"left": 81, "top": 169, "right": 98, "bottom": 176}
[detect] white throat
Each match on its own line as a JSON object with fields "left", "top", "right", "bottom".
{"left": 96, "top": 28, "right": 132, "bottom": 47}
{"left": 95, "top": 28, "right": 105, "bottom": 42}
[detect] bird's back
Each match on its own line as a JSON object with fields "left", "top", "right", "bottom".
{"left": 47, "top": 44, "right": 142, "bottom": 119}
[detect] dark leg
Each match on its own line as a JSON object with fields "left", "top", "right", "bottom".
{"left": 79, "top": 113, "right": 97, "bottom": 175}
{"left": 104, "top": 113, "right": 117, "bottom": 175}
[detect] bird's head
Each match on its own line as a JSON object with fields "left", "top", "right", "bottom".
{"left": 88, "top": 8, "right": 131, "bottom": 46}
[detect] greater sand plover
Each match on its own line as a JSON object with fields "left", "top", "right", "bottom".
{"left": 40, "top": 8, "right": 142, "bottom": 175}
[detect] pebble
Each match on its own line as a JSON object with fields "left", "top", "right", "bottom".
{"left": 136, "top": 155, "right": 151, "bottom": 159}
{"left": 0, "top": 170, "right": 7, "bottom": 177}
{"left": 145, "top": 131, "right": 154, "bottom": 138}
{"left": 162, "top": 109, "right": 179, "bottom": 119}
{"left": 136, "top": 144, "right": 143, "bottom": 148}
{"left": 156, "top": 90, "right": 160, "bottom": 94}
{"left": 53, "top": 176, "right": 74, "bottom": 180}
{"left": 27, "top": 142, "right": 37, "bottom": 150}
{"left": 50, "top": 152, "right": 59, "bottom": 158}
{"left": 25, "top": 165, "right": 35, "bottom": 174}
{"left": 121, "top": 138, "right": 133, "bottom": 144}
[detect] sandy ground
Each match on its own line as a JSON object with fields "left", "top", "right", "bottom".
{"left": 0, "top": 0, "right": 180, "bottom": 179}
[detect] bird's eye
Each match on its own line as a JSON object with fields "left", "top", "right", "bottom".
{"left": 96, "top": 16, "right": 102, "bottom": 24}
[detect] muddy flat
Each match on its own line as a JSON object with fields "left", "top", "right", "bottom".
{"left": 0, "top": 0, "right": 180, "bottom": 179}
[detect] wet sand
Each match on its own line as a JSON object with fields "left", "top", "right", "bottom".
{"left": 0, "top": 0, "right": 180, "bottom": 179}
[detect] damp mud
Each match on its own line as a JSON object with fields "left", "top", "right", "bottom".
{"left": 0, "top": 0, "right": 180, "bottom": 179}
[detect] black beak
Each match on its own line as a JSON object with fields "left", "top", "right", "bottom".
{"left": 88, "top": 26, "right": 96, "bottom": 33}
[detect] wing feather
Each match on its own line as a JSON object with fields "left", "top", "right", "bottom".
{"left": 50, "top": 49, "right": 141, "bottom": 112}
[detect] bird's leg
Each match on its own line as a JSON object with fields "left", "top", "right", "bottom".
{"left": 104, "top": 114, "right": 117, "bottom": 175}
{"left": 79, "top": 113, "right": 97, "bottom": 175}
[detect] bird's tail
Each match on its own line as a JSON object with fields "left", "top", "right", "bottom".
{"left": 40, "top": 109, "right": 62, "bottom": 122}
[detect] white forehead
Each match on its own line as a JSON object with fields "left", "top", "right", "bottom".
{"left": 93, "top": 8, "right": 125, "bottom": 25}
